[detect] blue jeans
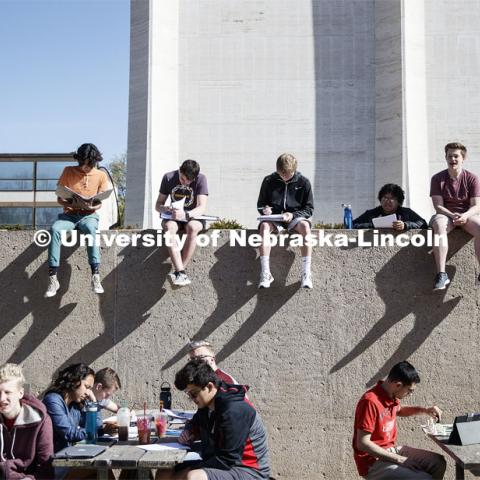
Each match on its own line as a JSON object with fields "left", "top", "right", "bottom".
{"left": 48, "top": 212, "right": 100, "bottom": 267}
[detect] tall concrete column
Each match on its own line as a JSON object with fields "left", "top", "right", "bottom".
{"left": 374, "top": 0, "right": 431, "bottom": 218}
{"left": 125, "top": 0, "right": 179, "bottom": 229}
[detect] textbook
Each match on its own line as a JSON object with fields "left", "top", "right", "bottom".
{"left": 257, "top": 214, "right": 286, "bottom": 222}
{"left": 55, "top": 184, "right": 114, "bottom": 203}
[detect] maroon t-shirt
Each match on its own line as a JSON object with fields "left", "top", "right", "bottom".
{"left": 159, "top": 170, "right": 208, "bottom": 211}
{"left": 430, "top": 169, "right": 480, "bottom": 214}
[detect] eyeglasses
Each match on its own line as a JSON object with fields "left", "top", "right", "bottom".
{"left": 184, "top": 388, "right": 203, "bottom": 400}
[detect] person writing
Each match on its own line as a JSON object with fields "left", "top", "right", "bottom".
{"left": 257, "top": 153, "right": 314, "bottom": 289}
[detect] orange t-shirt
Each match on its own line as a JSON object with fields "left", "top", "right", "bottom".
{"left": 58, "top": 166, "right": 109, "bottom": 214}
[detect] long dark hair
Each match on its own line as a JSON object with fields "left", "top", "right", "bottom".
{"left": 45, "top": 363, "right": 94, "bottom": 401}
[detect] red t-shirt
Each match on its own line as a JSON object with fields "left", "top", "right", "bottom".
{"left": 1, "top": 415, "right": 17, "bottom": 431}
{"left": 430, "top": 169, "right": 480, "bottom": 214}
{"left": 352, "top": 381, "right": 400, "bottom": 477}
{"left": 215, "top": 368, "right": 238, "bottom": 384}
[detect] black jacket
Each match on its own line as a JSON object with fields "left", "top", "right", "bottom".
{"left": 188, "top": 383, "right": 270, "bottom": 477}
{"left": 353, "top": 206, "right": 427, "bottom": 230}
{"left": 257, "top": 171, "right": 314, "bottom": 219}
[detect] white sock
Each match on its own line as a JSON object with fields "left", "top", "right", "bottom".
{"left": 260, "top": 256, "right": 270, "bottom": 274}
{"left": 302, "top": 256, "right": 311, "bottom": 275}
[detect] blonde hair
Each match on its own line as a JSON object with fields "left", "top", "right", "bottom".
{"left": 188, "top": 340, "right": 214, "bottom": 355}
{"left": 0, "top": 363, "right": 25, "bottom": 387}
{"left": 276, "top": 153, "right": 297, "bottom": 174}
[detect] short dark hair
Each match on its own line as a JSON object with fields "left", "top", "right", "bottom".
{"left": 179, "top": 160, "right": 200, "bottom": 181}
{"left": 444, "top": 142, "right": 467, "bottom": 158}
{"left": 174, "top": 358, "right": 220, "bottom": 391}
{"left": 45, "top": 363, "right": 94, "bottom": 398}
{"left": 378, "top": 183, "right": 405, "bottom": 206}
{"left": 387, "top": 361, "right": 420, "bottom": 385}
{"left": 95, "top": 367, "right": 121, "bottom": 390}
{"left": 73, "top": 143, "right": 103, "bottom": 167}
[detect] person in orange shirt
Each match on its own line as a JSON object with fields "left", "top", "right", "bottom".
{"left": 45, "top": 143, "right": 109, "bottom": 298}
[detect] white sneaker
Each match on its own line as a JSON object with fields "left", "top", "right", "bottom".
{"left": 45, "top": 275, "right": 60, "bottom": 298}
{"left": 258, "top": 272, "right": 274, "bottom": 289}
{"left": 301, "top": 272, "right": 313, "bottom": 289}
{"left": 91, "top": 274, "right": 104, "bottom": 294}
{"left": 172, "top": 272, "right": 191, "bottom": 287}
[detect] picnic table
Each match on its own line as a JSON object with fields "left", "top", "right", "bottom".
{"left": 53, "top": 438, "right": 188, "bottom": 480}
{"left": 53, "top": 409, "right": 195, "bottom": 479}
{"left": 427, "top": 433, "right": 480, "bottom": 479}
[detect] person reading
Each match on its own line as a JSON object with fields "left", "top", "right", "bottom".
{"left": 156, "top": 359, "right": 271, "bottom": 480}
{"left": 353, "top": 361, "right": 446, "bottom": 479}
{"left": 353, "top": 184, "right": 427, "bottom": 230}
{"left": 45, "top": 143, "right": 109, "bottom": 298}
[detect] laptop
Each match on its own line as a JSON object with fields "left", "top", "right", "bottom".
{"left": 55, "top": 444, "right": 107, "bottom": 459}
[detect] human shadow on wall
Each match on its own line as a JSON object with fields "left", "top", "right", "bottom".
{"left": 162, "top": 242, "right": 298, "bottom": 369}
{"left": 58, "top": 240, "right": 170, "bottom": 368}
{"left": 1, "top": 242, "right": 77, "bottom": 364}
{"left": 330, "top": 236, "right": 464, "bottom": 386}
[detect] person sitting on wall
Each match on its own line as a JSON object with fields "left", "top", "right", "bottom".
{"left": 155, "top": 159, "right": 208, "bottom": 287}
{"left": 257, "top": 153, "right": 314, "bottom": 289}
{"left": 42, "top": 363, "right": 96, "bottom": 454}
{"left": 0, "top": 363, "right": 54, "bottom": 480}
{"left": 353, "top": 361, "right": 446, "bottom": 480}
{"left": 156, "top": 359, "right": 271, "bottom": 480}
{"left": 353, "top": 183, "right": 427, "bottom": 230}
{"left": 187, "top": 340, "right": 239, "bottom": 384}
{"left": 430, "top": 142, "right": 480, "bottom": 290}
{"left": 45, "top": 143, "right": 109, "bottom": 298}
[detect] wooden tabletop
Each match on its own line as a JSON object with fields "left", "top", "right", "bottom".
{"left": 428, "top": 434, "right": 480, "bottom": 469}
{"left": 53, "top": 439, "right": 187, "bottom": 471}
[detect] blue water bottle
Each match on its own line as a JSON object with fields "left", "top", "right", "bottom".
{"left": 342, "top": 204, "right": 353, "bottom": 229}
{"left": 85, "top": 402, "right": 98, "bottom": 444}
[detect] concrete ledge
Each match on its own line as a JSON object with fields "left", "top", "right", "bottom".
{"left": 0, "top": 230, "right": 479, "bottom": 479}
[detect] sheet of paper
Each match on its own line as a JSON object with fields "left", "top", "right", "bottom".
{"left": 372, "top": 214, "right": 397, "bottom": 228}
{"left": 171, "top": 197, "right": 186, "bottom": 210}
{"left": 184, "top": 452, "right": 202, "bottom": 461}
{"left": 136, "top": 442, "right": 190, "bottom": 451}
{"left": 163, "top": 409, "right": 194, "bottom": 420}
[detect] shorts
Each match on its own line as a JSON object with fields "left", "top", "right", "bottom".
{"left": 428, "top": 213, "right": 453, "bottom": 228}
{"left": 203, "top": 466, "right": 268, "bottom": 480}
{"left": 258, "top": 216, "right": 311, "bottom": 233}
{"left": 162, "top": 218, "right": 208, "bottom": 231}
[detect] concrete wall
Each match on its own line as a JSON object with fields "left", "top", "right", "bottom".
{"left": 1, "top": 230, "right": 479, "bottom": 479}
{"left": 425, "top": 0, "right": 480, "bottom": 177}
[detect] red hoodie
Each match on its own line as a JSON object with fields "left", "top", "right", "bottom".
{"left": 0, "top": 393, "right": 54, "bottom": 479}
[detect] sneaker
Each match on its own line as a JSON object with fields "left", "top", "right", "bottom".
{"left": 301, "top": 272, "right": 313, "bottom": 289}
{"left": 258, "top": 272, "right": 274, "bottom": 289}
{"left": 91, "top": 274, "right": 104, "bottom": 294}
{"left": 172, "top": 272, "right": 191, "bottom": 287}
{"left": 44, "top": 275, "right": 60, "bottom": 298}
{"left": 433, "top": 272, "right": 450, "bottom": 291}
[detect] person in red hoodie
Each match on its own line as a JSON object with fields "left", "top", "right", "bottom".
{"left": 0, "top": 363, "right": 54, "bottom": 480}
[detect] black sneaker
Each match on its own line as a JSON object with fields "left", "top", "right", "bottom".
{"left": 433, "top": 272, "right": 450, "bottom": 291}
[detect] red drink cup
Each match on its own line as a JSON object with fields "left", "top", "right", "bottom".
{"left": 137, "top": 416, "right": 151, "bottom": 445}
{"left": 155, "top": 414, "right": 167, "bottom": 437}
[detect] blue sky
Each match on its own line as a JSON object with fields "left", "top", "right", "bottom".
{"left": 0, "top": 0, "right": 130, "bottom": 164}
